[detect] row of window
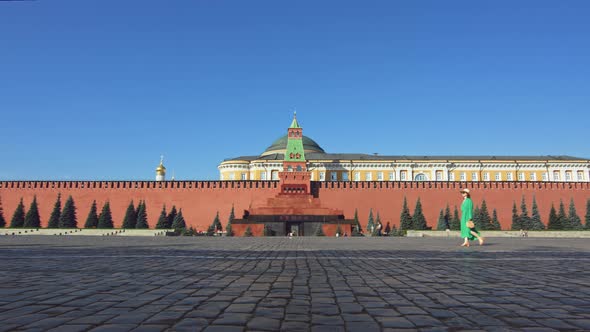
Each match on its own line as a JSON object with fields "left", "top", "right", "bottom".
{"left": 224, "top": 170, "right": 587, "bottom": 182}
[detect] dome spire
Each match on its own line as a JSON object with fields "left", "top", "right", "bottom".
{"left": 156, "top": 155, "right": 166, "bottom": 181}
{"left": 290, "top": 109, "right": 301, "bottom": 129}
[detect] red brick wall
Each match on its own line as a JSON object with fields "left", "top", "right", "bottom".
{"left": 1, "top": 181, "right": 589, "bottom": 232}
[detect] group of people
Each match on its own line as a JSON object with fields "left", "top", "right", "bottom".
{"left": 459, "top": 188, "right": 485, "bottom": 247}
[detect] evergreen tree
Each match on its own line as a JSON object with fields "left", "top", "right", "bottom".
{"left": 451, "top": 206, "right": 461, "bottom": 230}
{"left": 84, "top": 200, "right": 99, "bottom": 228}
{"left": 314, "top": 223, "right": 325, "bottom": 236}
{"left": 400, "top": 197, "right": 413, "bottom": 230}
{"left": 10, "top": 198, "right": 25, "bottom": 228}
{"left": 264, "top": 224, "right": 275, "bottom": 236}
{"left": 0, "top": 196, "right": 5, "bottom": 228}
{"left": 586, "top": 199, "right": 590, "bottom": 230}
{"left": 59, "top": 195, "right": 77, "bottom": 228}
{"left": 389, "top": 223, "right": 399, "bottom": 237}
{"left": 412, "top": 198, "right": 427, "bottom": 230}
{"left": 473, "top": 205, "right": 482, "bottom": 230}
{"left": 206, "top": 225, "right": 215, "bottom": 236}
{"left": 384, "top": 222, "right": 391, "bottom": 235}
{"left": 547, "top": 204, "right": 559, "bottom": 230}
{"left": 47, "top": 193, "right": 61, "bottom": 228}
{"left": 226, "top": 205, "right": 235, "bottom": 237}
{"left": 155, "top": 205, "right": 168, "bottom": 229}
{"left": 530, "top": 196, "right": 545, "bottom": 230}
{"left": 568, "top": 198, "right": 583, "bottom": 230}
{"left": 436, "top": 209, "right": 446, "bottom": 230}
{"left": 244, "top": 226, "right": 253, "bottom": 237}
{"left": 97, "top": 201, "right": 114, "bottom": 229}
{"left": 491, "top": 209, "right": 502, "bottom": 230}
{"left": 166, "top": 205, "right": 177, "bottom": 229}
{"left": 444, "top": 204, "right": 451, "bottom": 229}
{"left": 24, "top": 196, "right": 41, "bottom": 228}
{"left": 367, "top": 209, "right": 375, "bottom": 235}
{"left": 212, "top": 211, "right": 222, "bottom": 232}
{"left": 171, "top": 209, "right": 186, "bottom": 230}
{"left": 557, "top": 200, "right": 568, "bottom": 230}
{"left": 122, "top": 200, "right": 137, "bottom": 229}
{"left": 352, "top": 208, "right": 362, "bottom": 235}
{"left": 135, "top": 200, "right": 149, "bottom": 229}
{"left": 374, "top": 212, "right": 382, "bottom": 235}
{"left": 479, "top": 200, "right": 492, "bottom": 231}
{"left": 519, "top": 196, "right": 532, "bottom": 230}
{"left": 511, "top": 202, "right": 520, "bottom": 230}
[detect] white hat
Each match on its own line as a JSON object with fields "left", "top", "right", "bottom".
{"left": 460, "top": 188, "right": 470, "bottom": 194}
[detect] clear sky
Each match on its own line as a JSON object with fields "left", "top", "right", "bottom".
{"left": 1, "top": 0, "right": 589, "bottom": 181}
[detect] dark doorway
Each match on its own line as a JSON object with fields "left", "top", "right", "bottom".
{"left": 287, "top": 222, "right": 303, "bottom": 236}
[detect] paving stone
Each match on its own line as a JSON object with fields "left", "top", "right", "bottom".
{"left": 247, "top": 316, "right": 282, "bottom": 331}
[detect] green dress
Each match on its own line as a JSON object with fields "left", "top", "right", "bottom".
{"left": 460, "top": 197, "right": 477, "bottom": 240}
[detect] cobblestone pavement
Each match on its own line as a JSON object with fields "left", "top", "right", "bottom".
{"left": 0, "top": 236, "right": 589, "bottom": 332}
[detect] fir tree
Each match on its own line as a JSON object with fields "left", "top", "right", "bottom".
{"left": 244, "top": 226, "right": 253, "bottom": 237}
{"left": 10, "top": 198, "right": 25, "bottom": 228}
{"left": 84, "top": 200, "right": 99, "bottom": 228}
{"left": 352, "top": 208, "right": 362, "bottom": 235}
{"left": 491, "top": 209, "right": 502, "bottom": 230}
{"left": 530, "top": 196, "right": 545, "bottom": 230}
{"left": 367, "top": 209, "right": 375, "bottom": 235}
{"left": 568, "top": 198, "right": 583, "bottom": 230}
{"left": 389, "top": 223, "right": 399, "bottom": 237}
{"left": 436, "top": 209, "right": 446, "bottom": 230}
{"left": 24, "top": 196, "right": 41, "bottom": 228}
{"left": 264, "top": 224, "right": 274, "bottom": 236}
{"left": 412, "top": 198, "right": 427, "bottom": 230}
{"left": 47, "top": 193, "right": 61, "bottom": 228}
{"left": 400, "top": 197, "right": 413, "bottom": 230}
{"left": 557, "top": 200, "right": 568, "bottom": 230}
{"left": 206, "top": 225, "right": 215, "bottom": 236}
{"left": 586, "top": 199, "right": 590, "bottom": 230}
{"left": 547, "top": 204, "right": 559, "bottom": 230}
{"left": 479, "top": 200, "right": 492, "bottom": 231}
{"left": 444, "top": 204, "right": 452, "bottom": 229}
{"left": 473, "top": 205, "right": 482, "bottom": 230}
{"left": 226, "top": 205, "right": 235, "bottom": 237}
{"left": 314, "top": 223, "right": 325, "bottom": 236}
{"left": 135, "top": 200, "right": 149, "bottom": 229}
{"left": 97, "top": 201, "right": 114, "bottom": 229}
{"left": 155, "top": 205, "right": 168, "bottom": 229}
{"left": 451, "top": 206, "right": 461, "bottom": 230}
{"left": 0, "top": 196, "right": 5, "bottom": 228}
{"left": 511, "top": 201, "right": 520, "bottom": 230}
{"left": 122, "top": 200, "right": 137, "bottom": 229}
{"left": 166, "top": 205, "right": 177, "bottom": 229}
{"left": 212, "top": 211, "right": 222, "bottom": 232}
{"left": 171, "top": 209, "right": 186, "bottom": 230}
{"left": 59, "top": 195, "right": 77, "bottom": 228}
{"left": 519, "top": 196, "right": 532, "bottom": 230}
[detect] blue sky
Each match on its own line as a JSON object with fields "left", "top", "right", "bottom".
{"left": 1, "top": 0, "right": 589, "bottom": 180}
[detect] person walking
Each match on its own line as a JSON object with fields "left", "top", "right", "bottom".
{"left": 460, "top": 188, "right": 484, "bottom": 246}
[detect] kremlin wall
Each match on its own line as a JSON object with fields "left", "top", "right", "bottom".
{"left": 1, "top": 115, "right": 589, "bottom": 236}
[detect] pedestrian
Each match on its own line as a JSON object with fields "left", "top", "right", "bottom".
{"left": 459, "top": 188, "right": 484, "bottom": 246}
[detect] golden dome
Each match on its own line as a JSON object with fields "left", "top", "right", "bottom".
{"left": 156, "top": 156, "right": 166, "bottom": 175}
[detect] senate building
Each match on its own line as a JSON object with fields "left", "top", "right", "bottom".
{"left": 217, "top": 114, "right": 590, "bottom": 184}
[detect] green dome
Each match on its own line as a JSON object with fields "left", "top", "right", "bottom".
{"left": 261, "top": 135, "right": 325, "bottom": 156}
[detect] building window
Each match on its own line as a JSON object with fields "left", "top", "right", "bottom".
{"left": 229, "top": 173, "right": 235, "bottom": 180}
{"left": 400, "top": 171, "right": 407, "bottom": 181}
{"left": 449, "top": 173, "right": 455, "bottom": 181}
{"left": 565, "top": 171, "right": 572, "bottom": 181}
{"left": 436, "top": 171, "right": 442, "bottom": 181}
{"left": 331, "top": 172, "right": 337, "bottom": 181}
{"left": 287, "top": 166, "right": 293, "bottom": 172}
{"left": 261, "top": 172, "right": 267, "bottom": 180}
{"left": 319, "top": 172, "right": 325, "bottom": 181}
{"left": 415, "top": 174, "right": 426, "bottom": 181}
{"left": 365, "top": 172, "right": 372, "bottom": 181}
{"left": 296, "top": 165, "right": 302, "bottom": 172}
{"left": 389, "top": 172, "right": 395, "bottom": 181}
{"left": 342, "top": 172, "right": 349, "bottom": 181}
{"left": 377, "top": 172, "right": 384, "bottom": 181}
{"left": 518, "top": 172, "right": 524, "bottom": 181}
{"left": 542, "top": 172, "right": 548, "bottom": 181}
{"left": 354, "top": 172, "right": 360, "bottom": 181}
{"left": 483, "top": 172, "right": 490, "bottom": 181}
{"left": 241, "top": 173, "right": 247, "bottom": 180}
{"left": 460, "top": 172, "right": 466, "bottom": 181}
{"left": 577, "top": 171, "right": 584, "bottom": 181}
{"left": 495, "top": 173, "right": 501, "bottom": 181}
{"left": 507, "top": 173, "right": 513, "bottom": 181}
{"left": 471, "top": 172, "right": 478, "bottom": 181}
{"left": 553, "top": 171, "right": 560, "bottom": 181}
{"left": 531, "top": 173, "right": 537, "bottom": 181}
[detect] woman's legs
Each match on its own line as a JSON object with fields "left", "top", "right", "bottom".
{"left": 461, "top": 237, "right": 469, "bottom": 247}
{"left": 470, "top": 231, "right": 485, "bottom": 245}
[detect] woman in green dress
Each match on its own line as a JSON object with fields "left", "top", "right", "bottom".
{"left": 460, "top": 188, "right": 484, "bottom": 246}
